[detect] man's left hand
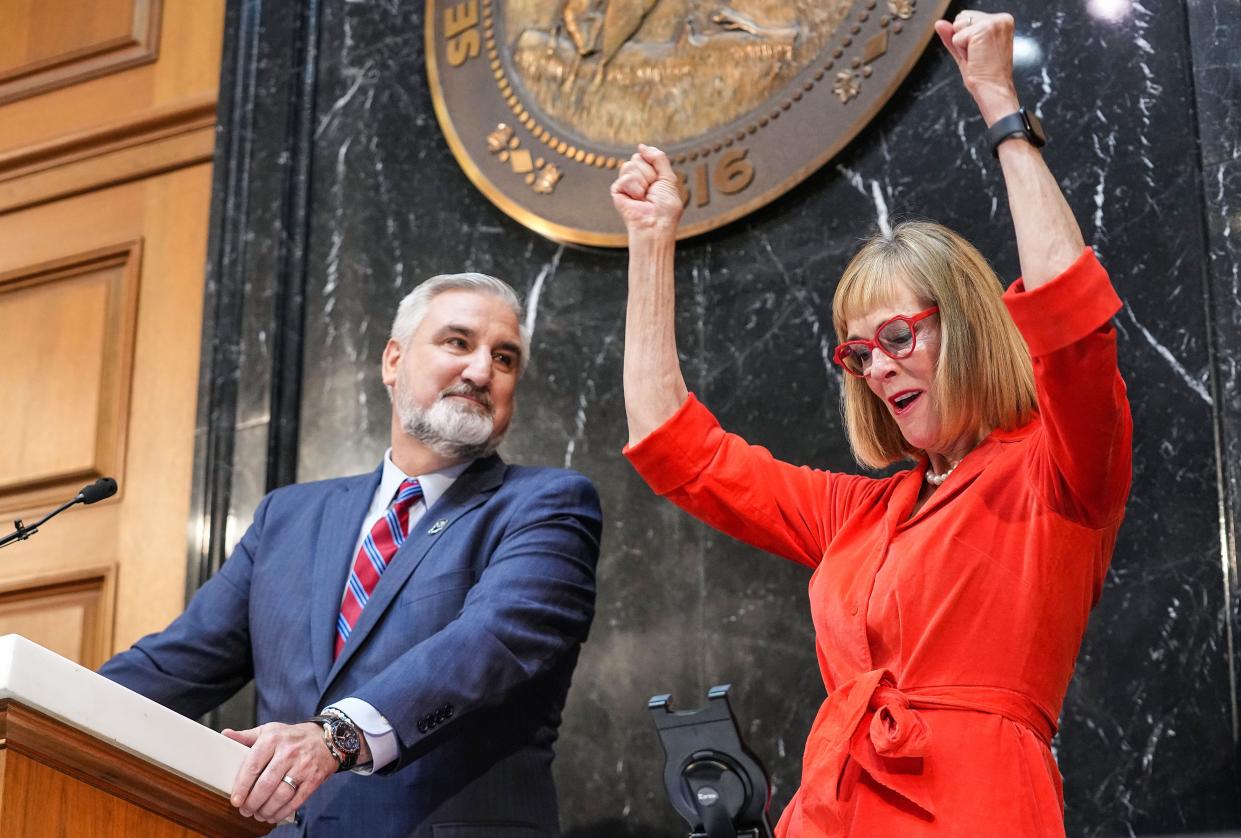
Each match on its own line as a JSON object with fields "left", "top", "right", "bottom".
{"left": 223, "top": 722, "right": 338, "bottom": 823}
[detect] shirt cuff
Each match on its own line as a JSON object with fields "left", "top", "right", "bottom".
{"left": 327, "top": 698, "right": 398, "bottom": 775}
{"left": 623, "top": 394, "right": 724, "bottom": 496}
{"left": 1004, "top": 246, "right": 1122, "bottom": 357}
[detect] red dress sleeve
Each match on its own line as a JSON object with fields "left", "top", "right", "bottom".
{"left": 1004, "top": 247, "right": 1133, "bottom": 527}
{"left": 624, "top": 395, "right": 880, "bottom": 569}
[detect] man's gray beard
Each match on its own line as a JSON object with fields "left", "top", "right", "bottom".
{"left": 396, "top": 386, "right": 503, "bottom": 461}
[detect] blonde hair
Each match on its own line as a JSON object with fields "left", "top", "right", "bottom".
{"left": 831, "top": 220, "right": 1037, "bottom": 468}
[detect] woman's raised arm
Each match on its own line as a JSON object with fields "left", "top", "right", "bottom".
{"left": 935, "top": 12, "right": 1084, "bottom": 289}
{"left": 611, "top": 144, "right": 691, "bottom": 445}
{"left": 938, "top": 12, "right": 1131, "bottom": 527}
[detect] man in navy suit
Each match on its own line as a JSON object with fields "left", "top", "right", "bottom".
{"left": 100, "top": 273, "right": 602, "bottom": 836}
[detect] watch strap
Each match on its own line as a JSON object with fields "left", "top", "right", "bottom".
{"left": 985, "top": 107, "right": 1046, "bottom": 158}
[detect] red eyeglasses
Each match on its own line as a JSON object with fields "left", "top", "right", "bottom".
{"left": 833, "top": 306, "right": 939, "bottom": 377}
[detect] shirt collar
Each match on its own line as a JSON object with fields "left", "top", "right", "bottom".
{"left": 380, "top": 449, "right": 472, "bottom": 509}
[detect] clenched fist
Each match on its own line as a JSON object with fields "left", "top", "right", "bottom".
{"left": 934, "top": 11, "right": 1021, "bottom": 126}
{"left": 609, "top": 144, "right": 684, "bottom": 237}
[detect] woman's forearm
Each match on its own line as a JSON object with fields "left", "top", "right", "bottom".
{"left": 936, "top": 13, "right": 1087, "bottom": 291}
{"left": 611, "top": 145, "right": 690, "bottom": 445}
{"left": 623, "top": 230, "right": 689, "bottom": 446}
{"left": 994, "top": 131, "right": 1085, "bottom": 291}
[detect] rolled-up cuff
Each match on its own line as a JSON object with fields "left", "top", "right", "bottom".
{"left": 1004, "top": 247, "right": 1122, "bottom": 357}
{"left": 623, "top": 394, "right": 722, "bottom": 496}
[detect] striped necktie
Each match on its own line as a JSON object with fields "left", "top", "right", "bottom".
{"left": 335, "top": 478, "right": 423, "bottom": 659}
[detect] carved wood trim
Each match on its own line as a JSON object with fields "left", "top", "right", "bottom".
{"left": 0, "top": 94, "right": 216, "bottom": 179}
{"left": 0, "top": 700, "right": 271, "bottom": 837}
{"left": 0, "top": 242, "right": 142, "bottom": 515}
{"left": 0, "top": 1, "right": 164, "bottom": 106}
{"left": 0, "top": 566, "right": 117, "bottom": 669}
{"left": 0, "top": 96, "right": 216, "bottom": 213}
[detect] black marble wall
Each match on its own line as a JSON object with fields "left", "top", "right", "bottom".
{"left": 193, "top": 0, "right": 1241, "bottom": 835}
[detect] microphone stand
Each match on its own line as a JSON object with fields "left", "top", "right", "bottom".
{"left": 0, "top": 496, "right": 80, "bottom": 549}
{"left": 0, "top": 478, "right": 117, "bottom": 550}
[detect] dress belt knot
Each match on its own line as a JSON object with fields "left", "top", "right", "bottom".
{"left": 867, "top": 684, "right": 931, "bottom": 758}
{"left": 785, "top": 669, "right": 1058, "bottom": 834}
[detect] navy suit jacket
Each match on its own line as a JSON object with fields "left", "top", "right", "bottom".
{"left": 101, "top": 455, "right": 601, "bottom": 837}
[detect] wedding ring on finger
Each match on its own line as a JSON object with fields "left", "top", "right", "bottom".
{"left": 281, "top": 775, "right": 299, "bottom": 793}
{"left": 961, "top": 13, "right": 973, "bottom": 26}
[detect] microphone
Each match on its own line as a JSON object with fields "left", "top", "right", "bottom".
{"left": 0, "top": 477, "right": 119, "bottom": 549}
{"left": 78, "top": 478, "right": 118, "bottom": 505}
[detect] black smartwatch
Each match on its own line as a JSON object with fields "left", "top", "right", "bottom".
{"left": 985, "top": 106, "right": 1046, "bottom": 158}
{"left": 307, "top": 709, "right": 363, "bottom": 772}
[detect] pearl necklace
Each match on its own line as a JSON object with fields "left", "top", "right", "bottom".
{"left": 925, "top": 459, "right": 961, "bottom": 486}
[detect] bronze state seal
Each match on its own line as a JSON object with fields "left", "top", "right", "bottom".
{"left": 426, "top": 0, "right": 949, "bottom": 246}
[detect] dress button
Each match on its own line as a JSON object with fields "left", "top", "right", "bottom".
{"left": 850, "top": 605, "right": 859, "bottom": 616}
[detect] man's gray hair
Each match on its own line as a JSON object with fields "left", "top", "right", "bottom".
{"left": 390, "top": 272, "right": 531, "bottom": 374}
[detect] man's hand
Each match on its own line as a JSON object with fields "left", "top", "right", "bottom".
{"left": 223, "top": 722, "right": 340, "bottom": 824}
{"left": 934, "top": 11, "right": 1021, "bottom": 126}
{"left": 609, "top": 144, "right": 684, "bottom": 237}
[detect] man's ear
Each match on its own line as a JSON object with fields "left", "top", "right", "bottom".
{"left": 381, "top": 339, "right": 402, "bottom": 388}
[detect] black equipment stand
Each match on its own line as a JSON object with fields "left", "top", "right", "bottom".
{"left": 0, "top": 478, "right": 117, "bottom": 549}
{"left": 650, "top": 684, "right": 775, "bottom": 838}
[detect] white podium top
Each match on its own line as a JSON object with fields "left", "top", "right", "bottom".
{"left": 0, "top": 634, "right": 247, "bottom": 796}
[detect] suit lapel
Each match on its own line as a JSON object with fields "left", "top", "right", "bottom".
{"left": 323, "top": 455, "right": 507, "bottom": 689}
{"left": 311, "top": 467, "right": 382, "bottom": 693}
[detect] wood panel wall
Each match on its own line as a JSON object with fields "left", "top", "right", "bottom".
{"left": 0, "top": 1, "right": 224, "bottom": 666}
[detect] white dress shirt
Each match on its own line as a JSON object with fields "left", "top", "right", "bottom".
{"left": 326, "top": 450, "right": 470, "bottom": 773}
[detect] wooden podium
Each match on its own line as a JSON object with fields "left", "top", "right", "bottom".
{"left": 0, "top": 635, "right": 271, "bottom": 837}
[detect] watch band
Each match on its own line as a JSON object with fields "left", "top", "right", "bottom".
{"left": 307, "top": 711, "right": 361, "bottom": 772}
{"left": 985, "top": 107, "right": 1046, "bottom": 158}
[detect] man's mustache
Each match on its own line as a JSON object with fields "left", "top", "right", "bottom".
{"left": 439, "top": 382, "right": 493, "bottom": 410}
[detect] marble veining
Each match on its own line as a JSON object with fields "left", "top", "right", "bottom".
{"left": 524, "top": 244, "right": 564, "bottom": 342}
{"left": 1121, "top": 303, "right": 1214, "bottom": 405}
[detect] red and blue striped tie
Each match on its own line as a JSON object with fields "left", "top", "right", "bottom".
{"left": 335, "top": 478, "right": 423, "bottom": 659}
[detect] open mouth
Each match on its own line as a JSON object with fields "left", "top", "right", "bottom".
{"left": 888, "top": 390, "right": 922, "bottom": 415}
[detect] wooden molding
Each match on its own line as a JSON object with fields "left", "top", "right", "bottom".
{"left": 0, "top": 96, "right": 216, "bottom": 213}
{"left": 0, "top": 94, "right": 215, "bottom": 180}
{"left": 0, "top": 1, "right": 163, "bottom": 107}
{"left": 0, "top": 566, "right": 117, "bottom": 670}
{"left": 0, "top": 242, "right": 142, "bottom": 515}
{"left": 0, "top": 700, "right": 271, "bottom": 837}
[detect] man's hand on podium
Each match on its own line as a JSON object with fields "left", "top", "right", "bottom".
{"left": 222, "top": 721, "right": 366, "bottom": 823}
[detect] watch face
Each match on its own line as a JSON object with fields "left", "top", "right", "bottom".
{"left": 1023, "top": 108, "right": 1047, "bottom": 144}
{"left": 329, "top": 719, "right": 361, "bottom": 755}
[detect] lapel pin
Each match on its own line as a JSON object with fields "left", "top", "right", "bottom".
{"left": 427, "top": 519, "right": 448, "bottom": 535}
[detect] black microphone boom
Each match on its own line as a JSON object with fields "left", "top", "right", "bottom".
{"left": 0, "top": 477, "right": 119, "bottom": 549}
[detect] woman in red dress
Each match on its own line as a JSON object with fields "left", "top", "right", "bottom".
{"left": 610, "top": 11, "right": 1131, "bottom": 837}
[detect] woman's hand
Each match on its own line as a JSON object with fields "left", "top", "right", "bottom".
{"left": 934, "top": 12, "right": 1021, "bottom": 126}
{"left": 610, "top": 144, "right": 683, "bottom": 237}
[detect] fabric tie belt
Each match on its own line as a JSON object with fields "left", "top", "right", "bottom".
{"left": 785, "top": 669, "right": 1057, "bottom": 833}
